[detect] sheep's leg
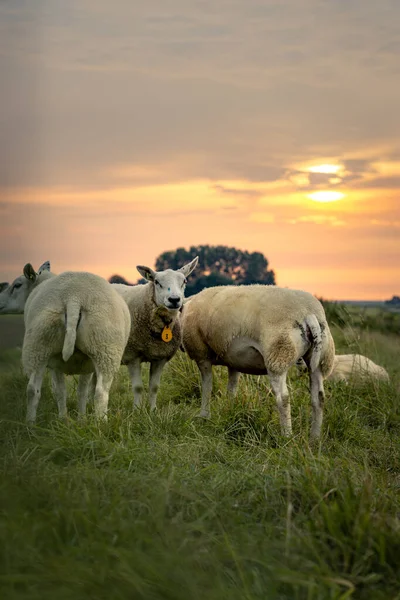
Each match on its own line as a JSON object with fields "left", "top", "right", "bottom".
{"left": 26, "top": 366, "right": 46, "bottom": 423}
{"left": 227, "top": 368, "right": 240, "bottom": 398}
{"left": 198, "top": 360, "right": 213, "bottom": 419}
{"left": 149, "top": 359, "right": 167, "bottom": 411}
{"left": 128, "top": 359, "right": 144, "bottom": 409}
{"left": 93, "top": 372, "right": 113, "bottom": 420}
{"left": 295, "top": 358, "right": 308, "bottom": 376}
{"left": 77, "top": 373, "right": 93, "bottom": 416}
{"left": 50, "top": 370, "right": 67, "bottom": 419}
{"left": 87, "top": 373, "right": 97, "bottom": 403}
{"left": 310, "top": 368, "right": 324, "bottom": 441}
{"left": 269, "top": 372, "right": 292, "bottom": 436}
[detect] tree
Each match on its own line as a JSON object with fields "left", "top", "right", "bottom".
{"left": 155, "top": 245, "right": 276, "bottom": 296}
{"left": 385, "top": 295, "right": 400, "bottom": 306}
{"left": 108, "top": 274, "right": 132, "bottom": 285}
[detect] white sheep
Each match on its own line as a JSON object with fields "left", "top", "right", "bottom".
{"left": 296, "top": 354, "right": 390, "bottom": 384}
{"left": 0, "top": 262, "right": 131, "bottom": 422}
{"left": 0, "top": 261, "right": 95, "bottom": 413}
{"left": 181, "top": 285, "right": 336, "bottom": 440}
{"left": 111, "top": 257, "right": 198, "bottom": 411}
{"left": 328, "top": 354, "right": 389, "bottom": 384}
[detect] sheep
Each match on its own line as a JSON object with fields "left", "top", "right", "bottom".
{"left": 0, "top": 261, "right": 93, "bottom": 413}
{"left": 0, "top": 262, "right": 101, "bottom": 411}
{"left": 0, "top": 261, "right": 51, "bottom": 313}
{"left": 111, "top": 257, "right": 198, "bottom": 411}
{"left": 0, "top": 262, "right": 131, "bottom": 422}
{"left": 296, "top": 353, "right": 390, "bottom": 384}
{"left": 181, "top": 284, "right": 336, "bottom": 440}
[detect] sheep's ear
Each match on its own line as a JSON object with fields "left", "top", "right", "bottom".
{"left": 23, "top": 263, "right": 37, "bottom": 282}
{"left": 38, "top": 260, "right": 50, "bottom": 274}
{"left": 179, "top": 256, "right": 199, "bottom": 278}
{"left": 136, "top": 265, "right": 156, "bottom": 282}
{"left": 0, "top": 282, "right": 9, "bottom": 293}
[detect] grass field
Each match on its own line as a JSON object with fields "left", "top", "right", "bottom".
{"left": 0, "top": 314, "right": 24, "bottom": 351}
{"left": 0, "top": 314, "right": 399, "bottom": 599}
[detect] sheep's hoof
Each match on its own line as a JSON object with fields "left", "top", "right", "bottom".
{"left": 282, "top": 430, "right": 293, "bottom": 438}
{"left": 309, "top": 435, "right": 321, "bottom": 448}
{"left": 196, "top": 411, "right": 211, "bottom": 420}
{"left": 95, "top": 414, "right": 108, "bottom": 422}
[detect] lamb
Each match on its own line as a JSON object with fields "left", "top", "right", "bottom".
{"left": 111, "top": 257, "right": 198, "bottom": 411}
{"left": 0, "top": 262, "right": 131, "bottom": 422}
{"left": 297, "top": 353, "right": 390, "bottom": 384}
{"left": 181, "top": 285, "right": 336, "bottom": 440}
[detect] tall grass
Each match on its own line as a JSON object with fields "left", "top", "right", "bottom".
{"left": 320, "top": 300, "right": 400, "bottom": 337}
{"left": 0, "top": 325, "right": 399, "bottom": 599}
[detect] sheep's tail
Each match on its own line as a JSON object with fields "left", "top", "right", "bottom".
{"left": 304, "top": 314, "right": 322, "bottom": 372}
{"left": 62, "top": 300, "right": 82, "bottom": 361}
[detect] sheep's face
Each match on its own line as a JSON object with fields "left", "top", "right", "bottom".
{"left": 0, "top": 261, "right": 51, "bottom": 314}
{"left": 0, "top": 275, "right": 33, "bottom": 314}
{"left": 137, "top": 257, "right": 198, "bottom": 311}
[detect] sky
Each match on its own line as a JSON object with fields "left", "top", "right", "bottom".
{"left": 1, "top": 0, "right": 399, "bottom": 300}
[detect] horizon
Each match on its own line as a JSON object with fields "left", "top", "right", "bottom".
{"left": 1, "top": 0, "right": 400, "bottom": 301}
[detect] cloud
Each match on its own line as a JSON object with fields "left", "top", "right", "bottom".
{"left": 1, "top": 0, "right": 400, "bottom": 299}
{"left": 357, "top": 176, "right": 400, "bottom": 189}
{"left": 212, "top": 184, "right": 264, "bottom": 198}
{"left": 2, "top": 0, "right": 400, "bottom": 189}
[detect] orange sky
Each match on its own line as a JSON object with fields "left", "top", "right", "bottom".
{"left": 1, "top": 1, "right": 400, "bottom": 300}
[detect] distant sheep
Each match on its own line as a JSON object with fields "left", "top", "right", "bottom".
{"left": 0, "top": 262, "right": 130, "bottom": 422}
{"left": 181, "top": 285, "right": 335, "bottom": 440}
{"left": 298, "top": 354, "right": 389, "bottom": 384}
{"left": 111, "top": 258, "right": 198, "bottom": 411}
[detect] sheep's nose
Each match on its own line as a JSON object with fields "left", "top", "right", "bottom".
{"left": 168, "top": 296, "right": 181, "bottom": 308}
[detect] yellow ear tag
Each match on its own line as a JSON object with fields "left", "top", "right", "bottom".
{"left": 161, "top": 326, "right": 173, "bottom": 343}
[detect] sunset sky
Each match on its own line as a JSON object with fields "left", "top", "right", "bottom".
{"left": 1, "top": 0, "right": 400, "bottom": 300}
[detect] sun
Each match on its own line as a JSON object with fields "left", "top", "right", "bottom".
{"left": 308, "top": 190, "right": 345, "bottom": 203}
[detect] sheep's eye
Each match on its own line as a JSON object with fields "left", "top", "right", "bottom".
{"left": 12, "top": 283, "right": 22, "bottom": 293}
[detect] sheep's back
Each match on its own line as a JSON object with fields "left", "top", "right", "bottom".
{"left": 25, "top": 272, "right": 130, "bottom": 347}
{"left": 183, "top": 285, "right": 327, "bottom": 356}
{"left": 328, "top": 354, "right": 389, "bottom": 383}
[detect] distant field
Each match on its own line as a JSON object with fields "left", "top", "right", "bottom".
{"left": 0, "top": 314, "right": 24, "bottom": 351}
{"left": 0, "top": 309, "right": 399, "bottom": 599}
{"left": 340, "top": 300, "right": 400, "bottom": 309}
{"left": 321, "top": 301, "right": 400, "bottom": 337}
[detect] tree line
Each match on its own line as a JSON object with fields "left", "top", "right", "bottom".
{"left": 109, "top": 245, "right": 276, "bottom": 295}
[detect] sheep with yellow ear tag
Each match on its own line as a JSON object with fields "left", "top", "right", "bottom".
{"left": 111, "top": 257, "right": 198, "bottom": 412}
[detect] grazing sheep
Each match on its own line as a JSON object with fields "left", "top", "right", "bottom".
{"left": 181, "top": 285, "right": 335, "bottom": 440}
{"left": 0, "top": 262, "right": 131, "bottom": 422}
{"left": 111, "top": 257, "right": 198, "bottom": 411}
{"left": 297, "top": 354, "right": 389, "bottom": 384}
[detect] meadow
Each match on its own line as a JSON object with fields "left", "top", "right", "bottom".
{"left": 0, "top": 307, "right": 399, "bottom": 599}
